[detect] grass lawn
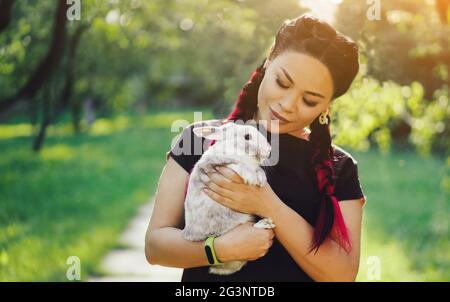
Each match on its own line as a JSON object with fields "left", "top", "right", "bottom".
{"left": 355, "top": 147, "right": 449, "bottom": 281}
{"left": 0, "top": 110, "right": 213, "bottom": 281}
{"left": 0, "top": 110, "right": 448, "bottom": 281}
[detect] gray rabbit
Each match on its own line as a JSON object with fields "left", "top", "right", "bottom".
{"left": 181, "top": 122, "right": 276, "bottom": 275}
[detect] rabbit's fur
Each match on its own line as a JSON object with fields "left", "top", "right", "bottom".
{"left": 181, "top": 122, "right": 275, "bottom": 275}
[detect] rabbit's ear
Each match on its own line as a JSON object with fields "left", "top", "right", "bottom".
{"left": 192, "top": 126, "right": 223, "bottom": 140}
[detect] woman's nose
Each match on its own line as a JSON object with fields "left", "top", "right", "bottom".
{"left": 279, "top": 94, "right": 297, "bottom": 113}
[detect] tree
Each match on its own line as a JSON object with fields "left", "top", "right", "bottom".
{"left": 0, "top": 0, "right": 69, "bottom": 116}
{"left": 32, "top": 23, "right": 90, "bottom": 151}
{"left": 436, "top": 0, "right": 450, "bottom": 24}
{"left": 334, "top": 0, "right": 449, "bottom": 98}
{"left": 0, "top": 0, "right": 15, "bottom": 33}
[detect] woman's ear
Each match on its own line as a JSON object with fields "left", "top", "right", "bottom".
{"left": 192, "top": 126, "right": 223, "bottom": 140}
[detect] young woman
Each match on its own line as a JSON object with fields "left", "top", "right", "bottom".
{"left": 145, "top": 14, "right": 367, "bottom": 282}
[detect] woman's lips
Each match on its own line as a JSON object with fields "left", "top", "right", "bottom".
{"left": 269, "top": 107, "right": 290, "bottom": 124}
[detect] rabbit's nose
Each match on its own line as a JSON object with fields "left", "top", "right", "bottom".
{"left": 260, "top": 148, "right": 271, "bottom": 159}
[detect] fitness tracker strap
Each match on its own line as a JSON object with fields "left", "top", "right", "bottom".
{"left": 204, "top": 236, "right": 223, "bottom": 266}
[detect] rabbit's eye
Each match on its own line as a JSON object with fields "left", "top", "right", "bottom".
{"left": 244, "top": 134, "right": 251, "bottom": 140}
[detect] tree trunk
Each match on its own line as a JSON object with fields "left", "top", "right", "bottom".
{"left": 0, "top": 0, "right": 69, "bottom": 117}
{"left": 32, "top": 24, "right": 90, "bottom": 151}
{"left": 0, "top": 0, "right": 15, "bottom": 34}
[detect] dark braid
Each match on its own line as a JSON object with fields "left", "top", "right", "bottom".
{"left": 226, "top": 58, "right": 267, "bottom": 123}
{"left": 309, "top": 112, "right": 351, "bottom": 253}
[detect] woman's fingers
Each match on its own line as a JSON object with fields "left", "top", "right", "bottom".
{"left": 203, "top": 186, "right": 233, "bottom": 206}
{"left": 205, "top": 180, "right": 233, "bottom": 197}
{"left": 215, "top": 166, "right": 244, "bottom": 183}
{"left": 206, "top": 170, "right": 235, "bottom": 190}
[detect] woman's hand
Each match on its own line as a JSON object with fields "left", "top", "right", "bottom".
{"left": 202, "top": 165, "right": 277, "bottom": 217}
{"left": 214, "top": 222, "right": 275, "bottom": 262}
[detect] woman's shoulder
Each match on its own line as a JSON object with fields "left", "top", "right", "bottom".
{"left": 331, "top": 144, "right": 366, "bottom": 203}
{"left": 331, "top": 144, "right": 360, "bottom": 184}
{"left": 166, "top": 119, "right": 224, "bottom": 173}
{"left": 332, "top": 145, "right": 359, "bottom": 167}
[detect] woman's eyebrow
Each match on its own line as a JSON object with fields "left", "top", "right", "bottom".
{"left": 280, "top": 67, "right": 326, "bottom": 99}
{"left": 305, "top": 90, "right": 325, "bottom": 99}
{"left": 280, "top": 67, "right": 295, "bottom": 85}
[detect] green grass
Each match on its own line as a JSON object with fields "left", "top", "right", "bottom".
{"left": 0, "top": 110, "right": 213, "bottom": 281}
{"left": 0, "top": 110, "right": 448, "bottom": 281}
{"left": 355, "top": 148, "right": 449, "bottom": 281}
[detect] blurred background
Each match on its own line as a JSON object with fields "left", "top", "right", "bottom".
{"left": 0, "top": 0, "right": 448, "bottom": 281}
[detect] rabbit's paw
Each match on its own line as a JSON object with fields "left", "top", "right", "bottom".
{"left": 255, "top": 168, "right": 267, "bottom": 187}
{"left": 227, "top": 164, "right": 259, "bottom": 186}
{"left": 253, "top": 218, "right": 276, "bottom": 229}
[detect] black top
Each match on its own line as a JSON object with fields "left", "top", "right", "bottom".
{"left": 166, "top": 119, "right": 367, "bottom": 282}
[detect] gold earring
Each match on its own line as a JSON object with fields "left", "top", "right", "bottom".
{"left": 319, "top": 111, "right": 328, "bottom": 125}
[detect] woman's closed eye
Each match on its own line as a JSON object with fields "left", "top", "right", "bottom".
{"left": 276, "top": 78, "right": 289, "bottom": 89}
{"left": 302, "top": 97, "right": 317, "bottom": 107}
{"left": 275, "top": 77, "right": 317, "bottom": 108}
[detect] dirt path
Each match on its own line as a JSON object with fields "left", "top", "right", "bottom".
{"left": 88, "top": 199, "right": 183, "bottom": 282}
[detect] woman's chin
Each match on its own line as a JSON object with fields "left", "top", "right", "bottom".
{"left": 254, "top": 113, "right": 291, "bottom": 133}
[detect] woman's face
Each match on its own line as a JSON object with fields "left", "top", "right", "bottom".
{"left": 255, "top": 50, "right": 334, "bottom": 137}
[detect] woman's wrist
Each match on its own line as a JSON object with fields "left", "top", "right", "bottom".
{"left": 257, "top": 188, "right": 283, "bottom": 218}
{"left": 213, "top": 236, "right": 232, "bottom": 263}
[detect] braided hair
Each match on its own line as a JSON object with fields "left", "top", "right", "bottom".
{"left": 224, "top": 14, "right": 360, "bottom": 254}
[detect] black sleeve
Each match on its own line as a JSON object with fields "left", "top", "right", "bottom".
{"left": 165, "top": 122, "right": 209, "bottom": 174}
{"left": 333, "top": 155, "right": 367, "bottom": 205}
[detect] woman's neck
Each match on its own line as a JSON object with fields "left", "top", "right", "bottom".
{"left": 289, "top": 128, "right": 311, "bottom": 141}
